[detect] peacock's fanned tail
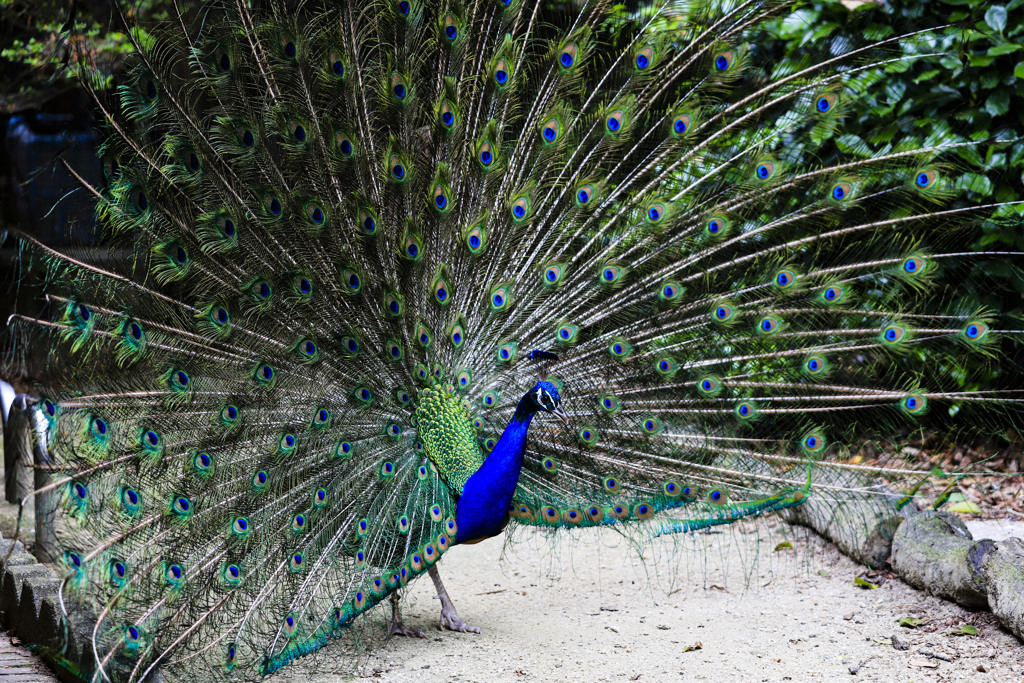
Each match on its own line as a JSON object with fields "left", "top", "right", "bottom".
{"left": 6, "top": 0, "right": 1021, "bottom": 679}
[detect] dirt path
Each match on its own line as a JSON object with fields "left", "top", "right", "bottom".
{"left": 274, "top": 520, "right": 1024, "bottom": 683}
{"left": 0, "top": 635, "right": 59, "bottom": 683}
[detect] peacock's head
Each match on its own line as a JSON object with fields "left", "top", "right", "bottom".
{"left": 525, "top": 381, "right": 568, "bottom": 423}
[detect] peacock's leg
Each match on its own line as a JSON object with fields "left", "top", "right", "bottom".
{"left": 428, "top": 565, "right": 481, "bottom": 634}
{"left": 388, "top": 591, "right": 427, "bottom": 639}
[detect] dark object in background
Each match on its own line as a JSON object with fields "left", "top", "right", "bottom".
{"left": 5, "top": 112, "right": 100, "bottom": 246}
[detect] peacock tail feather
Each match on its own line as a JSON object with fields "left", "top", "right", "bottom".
{"left": 5, "top": 0, "right": 1022, "bottom": 680}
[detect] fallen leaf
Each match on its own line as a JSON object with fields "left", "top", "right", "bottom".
{"left": 899, "top": 617, "right": 924, "bottom": 628}
{"left": 948, "top": 501, "right": 982, "bottom": 514}
{"left": 854, "top": 577, "right": 879, "bottom": 590}
{"left": 774, "top": 541, "right": 793, "bottom": 551}
{"left": 682, "top": 642, "right": 702, "bottom": 652}
{"left": 946, "top": 624, "right": 979, "bottom": 636}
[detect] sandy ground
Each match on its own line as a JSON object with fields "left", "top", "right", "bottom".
{"left": 1, "top": 493, "right": 1020, "bottom": 681}
{"left": 267, "top": 519, "right": 1024, "bottom": 683}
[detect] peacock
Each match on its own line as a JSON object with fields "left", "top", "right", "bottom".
{"left": 4, "top": 0, "right": 1022, "bottom": 680}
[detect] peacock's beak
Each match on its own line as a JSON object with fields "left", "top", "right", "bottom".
{"left": 551, "top": 405, "right": 569, "bottom": 425}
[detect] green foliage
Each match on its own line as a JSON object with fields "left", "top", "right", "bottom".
{"left": 769, "top": 0, "right": 1024, "bottom": 267}
{"left": 0, "top": 0, "right": 189, "bottom": 109}
{"left": 764, "top": 0, "right": 1024, "bottom": 394}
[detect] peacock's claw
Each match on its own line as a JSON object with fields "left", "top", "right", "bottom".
{"left": 388, "top": 592, "right": 427, "bottom": 639}
{"left": 428, "top": 565, "right": 481, "bottom": 634}
{"left": 437, "top": 606, "right": 481, "bottom": 634}
{"left": 388, "top": 621, "right": 428, "bottom": 639}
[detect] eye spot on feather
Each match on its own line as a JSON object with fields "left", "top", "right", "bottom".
{"left": 91, "top": 416, "right": 107, "bottom": 436}
{"left": 902, "top": 394, "right": 927, "bottom": 415}
{"left": 635, "top": 48, "right": 652, "bottom": 70}
{"left": 633, "top": 503, "right": 654, "bottom": 520}
{"left": 756, "top": 164, "right": 771, "bottom": 179}
{"left": 410, "top": 552, "right": 424, "bottom": 571}
{"left": 831, "top": 182, "right": 851, "bottom": 201}
{"left": 881, "top": 324, "right": 906, "bottom": 344}
{"left": 423, "top": 543, "right": 438, "bottom": 563}
{"left": 735, "top": 402, "right": 757, "bottom": 420}
{"left": 915, "top": 169, "right": 937, "bottom": 188}
{"left": 961, "top": 320, "right": 989, "bottom": 343}
{"left": 606, "top": 111, "right": 623, "bottom": 133}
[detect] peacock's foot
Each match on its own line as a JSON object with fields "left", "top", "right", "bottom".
{"left": 428, "top": 564, "right": 482, "bottom": 634}
{"left": 437, "top": 604, "right": 481, "bottom": 634}
{"left": 388, "top": 592, "right": 427, "bottom": 639}
{"left": 388, "top": 620, "right": 427, "bottom": 638}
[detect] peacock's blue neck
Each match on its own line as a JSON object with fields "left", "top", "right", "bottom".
{"left": 452, "top": 402, "right": 536, "bottom": 545}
